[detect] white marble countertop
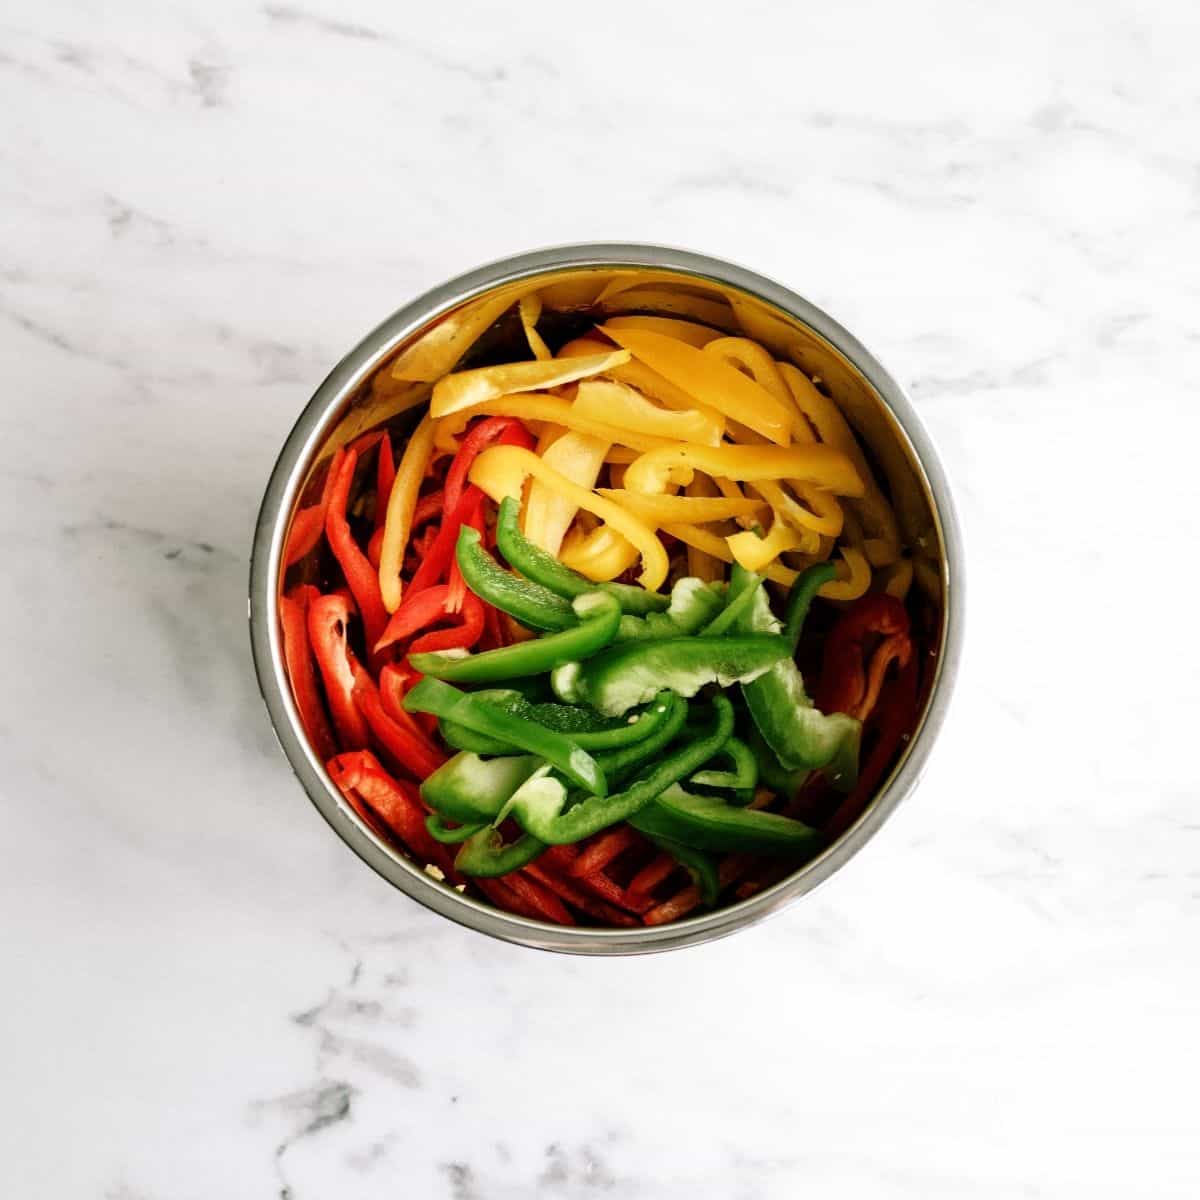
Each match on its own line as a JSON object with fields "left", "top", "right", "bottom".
{"left": 4, "top": 1, "right": 1198, "bottom": 1196}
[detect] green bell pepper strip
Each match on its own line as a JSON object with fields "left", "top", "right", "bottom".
{"left": 690, "top": 736, "right": 758, "bottom": 795}
{"left": 614, "top": 577, "right": 725, "bottom": 642}
{"left": 642, "top": 833, "right": 720, "bottom": 905}
{"left": 425, "top": 814, "right": 487, "bottom": 844}
{"left": 495, "top": 496, "right": 668, "bottom": 614}
{"left": 699, "top": 565, "right": 763, "bottom": 637}
{"left": 453, "top": 827, "right": 546, "bottom": 877}
{"left": 735, "top": 583, "right": 861, "bottom": 789}
{"left": 420, "top": 751, "right": 543, "bottom": 824}
{"left": 595, "top": 691, "right": 688, "bottom": 786}
{"left": 455, "top": 525, "right": 578, "bottom": 632}
{"left": 783, "top": 562, "right": 837, "bottom": 650}
{"left": 748, "top": 726, "right": 809, "bottom": 796}
{"left": 630, "top": 784, "right": 823, "bottom": 855}
{"left": 409, "top": 590, "right": 622, "bottom": 684}
{"left": 404, "top": 678, "right": 607, "bottom": 796}
{"left": 508, "top": 695, "right": 735, "bottom": 844}
{"left": 551, "top": 634, "right": 790, "bottom": 717}
{"left": 436, "top": 687, "right": 680, "bottom": 756}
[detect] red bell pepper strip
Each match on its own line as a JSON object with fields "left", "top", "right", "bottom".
{"left": 571, "top": 826, "right": 640, "bottom": 878}
{"left": 502, "top": 872, "right": 575, "bottom": 925}
{"left": 825, "top": 652, "right": 919, "bottom": 839}
{"left": 308, "top": 593, "right": 371, "bottom": 750}
{"left": 285, "top": 448, "right": 343, "bottom": 566}
{"left": 374, "top": 432, "right": 395, "bottom": 529}
{"left": 628, "top": 851, "right": 677, "bottom": 898}
{"left": 815, "top": 594, "right": 911, "bottom": 718}
{"left": 572, "top": 866, "right": 656, "bottom": 915}
{"left": 481, "top": 601, "right": 509, "bottom": 651}
{"left": 353, "top": 676, "right": 447, "bottom": 780}
{"left": 409, "top": 590, "right": 485, "bottom": 655}
{"left": 326, "top": 750, "right": 456, "bottom": 877}
{"left": 367, "top": 525, "right": 385, "bottom": 569}
{"left": 325, "top": 447, "right": 389, "bottom": 651}
{"left": 473, "top": 876, "right": 540, "bottom": 921}
{"left": 522, "top": 863, "right": 640, "bottom": 926}
{"left": 375, "top": 584, "right": 452, "bottom": 653}
{"left": 279, "top": 585, "right": 337, "bottom": 762}
{"left": 444, "top": 417, "right": 534, "bottom": 514}
{"left": 445, "top": 491, "right": 485, "bottom": 615}
{"left": 404, "top": 487, "right": 483, "bottom": 601}
{"left": 380, "top": 662, "right": 437, "bottom": 737}
{"left": 412, "top": 488, "right": 445, "bottom": 530}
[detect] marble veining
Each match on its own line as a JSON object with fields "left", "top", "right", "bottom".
{"left": 3, "top": 0, "right": 1198, "bottom": 1196}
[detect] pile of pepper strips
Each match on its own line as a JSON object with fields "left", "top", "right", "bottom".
{"left": 280, "top": 416, "right": 918, "bottom": 926}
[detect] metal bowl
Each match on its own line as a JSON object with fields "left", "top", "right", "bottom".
{"left": 249, "top": 244, "right": 964, "bottom": 954}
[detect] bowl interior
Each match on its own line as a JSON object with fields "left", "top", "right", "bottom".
{"left": 260, "top": 254, "right": 956, "bottom": 953}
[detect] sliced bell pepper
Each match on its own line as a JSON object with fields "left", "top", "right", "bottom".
{"left": 638, "top": 834, "right": 720, "bottom": 905}
{"left": 631, "top": 785, "right": 822, "bottom": 855}
{"left": 572, "top": 379, "right": 723, "bottom": 446}
{"left": 623, "top": 443, "right": 864, "bottom": 499}
{"left": 444, "top": 416, "right": 533, "bottom": 515}
{"left": 518, "top": 293, "right": 552, "bottom": 360}
{"left": 403, "top": 678, "right": 607, "bottom": 796}
{"left": 378, "top": 662, "right": 435, "bottom": 739}
{"left": 408, "top": 590, "right": 485, "bottom": 656}
{"left": 699, "top": 567, "right": 760, "bottom": 637}
{"left": 454, "top": 826, "right": 546, "bottom": 878}
{"left": 702, "top": 336, "right": 794, "bottom": 408}
{"left": 783, "top": 562, "right": 837, "bottom": 650}
{"left": 494, "top": 496, "right": 669, "bottom": 614}
{"left": 352, "top": 677, "right": 447, "bottom": 780}
{"left": 373, "top": 583, "right": 452, "bottom": 652}
{"left": 559, "top": 525, "right": 640, "bottom": 583}
{"left": 551, "top": 634, "right": 789, "bottom": 717}
{"left": 614, "top": 578, "right": 725, "bottom": 643}
{"left": 379, "top": 414, "right": 438, "bottom": 612}
{"left": 469, "top": 445, "right": 669, "bottom": 592}
{"left": 600, "top": 325, "right": 795, "bottom": 445}
{"left": 455, "top": 525, "right": 578, "bottom": 632}
{"left": 659, "top": 522, "right": 799, "bottom": 588}
{"left": 602, "top": 314, "right": 722, "bottom": 348}
{"left": 726, "top": 517, "right": 805, "bottom": 574}
{"left": 595, "top": 488, "right": 766, "bottom": 527}
{"left": 689, "top": 737, "right": 759, "bottom": 794}
{"left": 430, "top": 349, "right": 631, "bottom": 418}
{"left": 570, "top": 826, "right": 641, "bottom": 877}
{"left": 735, "top": 581, "right": 861, "bottom": 788}
{"left": 374, "top": 433, "right": 395, "bottom": 529}
{"left": 522, "top": 861, "right": 640, "bottom": 926}
{"left": 507, "top": 695, "right": 735, "bottom": 845}
{"left": 325, "top": 446, "right": 389, "bottom": 651}
{"left": 279, "top": 584, "right": 337, "bottom": 762}
{"left": 594, "top": 691, "right": 688, "bottom": 786}
{"left": 410, "top": 590, "right": 622, "bottom": 684}
{"left": 524, "top": 430, "right": 610, "bottom": 556}
{"left": 425, "top": 814, "right": 486, "bottom": 844}
{"left": 421, "top": 751, "right": 543, "bottom": 824}
{"left": 307, "top": 593, "right": 371, "bottom": 750}
{"left": 285, "top": 448, "right": 342, "bottom": 566}
{"left": 815, "top": 593, "right": 911, "bottom": 718}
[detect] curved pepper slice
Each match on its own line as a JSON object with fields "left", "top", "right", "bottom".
{"left": 470, "top": 445, "right": 669, "bottom": 592}
{"left": 455, "top": 525, "right": 578, "bottom": 632}
{"left": 379, "top": 414, "right": 438, "bottom": 612}
{"left": 552, "top": 634, "right": 789, "bottom": 718}
{"left": 595, "top": 488, "right": 766, "bottom": 527}
{"left": 524, "top": 430, "right": 610, "bottom": 556}
{"left": 325, "top": 446, "right": 389, "bottom": 651}
{"left": 624, "top": 443, "right": 864, "bottom": 499}
{"left": 425, "top": 814, "right": 486, "bottom": 844}
{"left": 600, "top": 326, "right": 795, "bottom": 445}
{"left": 420, "top": 751, "right": 543, "bottom": 824}
{"left": 630, "top": 785, "right": 822, "bottom": 855}
{"left": 494, "top": 496, "right": 668, "bottom": 614}
{"left": 430, "top": 349, "right": 631, "bottom": 419}
{"left": 307, "top": 593, "right": 371, "bottom": 750}
{"left": 454, "top": 827, "right": 546, "bottom": 878}
{"left": 689, "top": 737, "right": 759, "bottom": 794}
{"left": 639, "top": 834, "right": 720, "bottom": 905}
{"left": 279, "top": 585, "right": 337, "bottom": 762}
{"left": 507, "top": 696, "right": 735, "bottom": 845}
{"left": 403, "top": 678, "right": 607, "bottom": 796}
{"left": 783, "top": 562, "right": 837, "bottom": 650}
{"left": 559, "top": 524, "right": 640, "bottom": 585}
{"left": 602, "top": 315, "right": 722, "bottom": 348}
{"left": 614, "top": 578, "right": 725, "bottom": 643}
{"left": 736, "top": 579, "right": 861, "bottom": 788}
{"left": 594, "top": 691, "right": 689, "bottom": 787}
{"left": 409, "top": 590, "right": 622, "bottom": 684}
{"left": 573, "top": 379, "right": 723, "bottom": 446}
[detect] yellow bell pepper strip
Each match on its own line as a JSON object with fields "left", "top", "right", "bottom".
{"left": 469, "top": 445, "right": 669, "bottom": 591}
{"left": 727, "top": 518, "right": 805, "bottom": 573}
{"left": 559, "top": 524, "right": 640, "bottom": 583}
{"left": 880, "top": 557, "right": 914, "bottom": 600}
{"left": 623, "top": 443, "right": 864, "bottom": 499}
{"left": 378, "top": 413, "right": 437, "bottom": 612}
{"left": 525, "top": 431, "right": 609, "bottom": 555}
{"left": 778, "top": 362, "right": 902, "bottom": 565}
{"left": 681, "top": 474, "right": 725, "bottom": 582}
{"left": 518, "top": 293, "right": 552, "bottom": 361}
{"left": 598, "top": 287, "right": 733, "bottom": 327}
{"left": 430, "top": 349, "right": 630, "bottom": 419}
{"left": 819, "top": 545, "right": 871, "bottom": 601}
{"left": 595, "top": 488, "right": 766, "bottom": 527}
{"left": 389, "top": 288, "right": 519, "bottom": 382}
{"left": 662, "top": 522, "right": 800, "bottom": 587}
{"left": 573, "top": 379, "right": 723, "bottom": 446}
{"left": 749, "top": 479, "right": 842, "bottom": 540}
{"left": 600, "top": 325, "right": 795, "bottom": 445}
{"left": 605, "top": 446, "right": 639, "bottom": 465}
{"left": 435, "top": 393, "right": 674, "bottom": 454}
{"left": 703, "top": 336, "right": 795, "bottom": 412}
{"left": 603, "top": 315, "right": 723, "bottom": 348}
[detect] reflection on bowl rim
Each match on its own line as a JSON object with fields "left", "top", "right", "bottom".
{"left": 249, "top": 243, "right": 964, "bottom": 955}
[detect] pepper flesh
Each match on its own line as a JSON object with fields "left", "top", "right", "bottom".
{"left": 279, "top": 585, "right": 337, "bottom": 762}
{"left": 379, "top": 414, "right": 437, "bottom": 612}
{"left": 420, "top": 751, "right": 543, "bottom": 824}
{"left": 455, "top": 524, "right": 577, "bottom": 632}
{"left": 507, "top": 695, "right": 735, "bottom": 844}
{"left": 325, "top": 446, "right": 390, "bottom": 650}
{"left": 410, "top": 590, "right": 622, "bottom": 684}
{"left": 307, "top": 593, "right": 371, "bottom": 750}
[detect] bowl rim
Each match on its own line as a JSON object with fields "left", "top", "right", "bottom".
{"left": 249, "top": 242, "right": 965, "bottom": 955}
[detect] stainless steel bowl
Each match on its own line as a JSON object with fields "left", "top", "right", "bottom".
{"left": 249, "top": 244, "right": 964, "bottom": 954}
